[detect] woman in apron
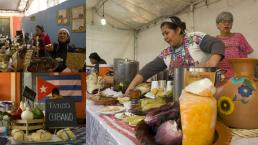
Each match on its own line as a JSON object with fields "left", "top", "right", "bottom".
{"left": 126, "top": 16, "right": 225, "bottom": 94}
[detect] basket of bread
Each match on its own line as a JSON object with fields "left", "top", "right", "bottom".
{"left": 10, "top": 128, "right": 76, "bottom": 144}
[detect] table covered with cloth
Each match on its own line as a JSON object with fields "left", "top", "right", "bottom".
{"left": 86, "top": 99, "right": 258, "bottom": 145}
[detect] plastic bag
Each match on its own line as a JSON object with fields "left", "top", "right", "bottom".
{"left": 180, "top": 78, "right": 217, "bottom": 145}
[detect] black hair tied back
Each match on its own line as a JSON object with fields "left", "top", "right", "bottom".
{"left": 161, "top": 16, "right": 186, "bottom": 34}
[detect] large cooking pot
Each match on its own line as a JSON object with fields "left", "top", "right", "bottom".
{"left": 113, "top": 58, "right": 139, "bottom": 93}
{"left": 173, "top": 67, "right": 222, "bottom": 101}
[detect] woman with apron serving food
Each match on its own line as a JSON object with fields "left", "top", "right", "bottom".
{"left": 125, "top": 16, "right": 225, "bottom": 95}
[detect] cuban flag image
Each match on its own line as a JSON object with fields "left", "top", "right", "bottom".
{"left": 37, "top": 74, "right": 82, "bottom": 102}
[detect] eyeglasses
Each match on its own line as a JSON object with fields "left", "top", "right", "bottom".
{"left": 220, "top": 20, "right": 233, "bottom": 24}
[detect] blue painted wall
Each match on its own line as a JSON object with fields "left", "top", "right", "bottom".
{"left": 21, "top": 0, "right": 85, "bottom": 48}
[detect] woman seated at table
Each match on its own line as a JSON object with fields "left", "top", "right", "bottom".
{"left": 89, "top": 52, "right": 107, "bottom": 74}
{"left": 32, "top": 25, "right": 51, "bottom": 57}
{"left": 125, "top": 16, "right": 225, "bottom": 94}
{"left": 216, "top": 11, "right": 254, "bottom": 79}
{"left": 45, "top": 28, "right": 75, "bottom": 72}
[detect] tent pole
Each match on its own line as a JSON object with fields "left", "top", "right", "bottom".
{"left": 190, "top": 3, "right": 195, "bottom": 31}
{"left": 133, "top": 30, "right": 138, "bottom": 61}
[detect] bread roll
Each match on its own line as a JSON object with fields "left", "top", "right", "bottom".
{"left": 30, "top": 129, "right": 52, "bottom": 141}
{"left": 57, "top": 128, "right": 75, "bottom": 141}
{"left": 12, "top": 129, "right": 24, "bottom": 141}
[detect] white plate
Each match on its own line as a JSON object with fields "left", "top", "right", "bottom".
{"left": 99, "top": 106, "right": 125, "bottom": 114}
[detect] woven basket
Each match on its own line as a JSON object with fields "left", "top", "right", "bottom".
{"left": 231, "top": 128, "right": 258, "bottom": 137}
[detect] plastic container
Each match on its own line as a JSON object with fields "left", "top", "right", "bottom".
{"left": 99, "top": 64, "right": 113, "bottom": 77}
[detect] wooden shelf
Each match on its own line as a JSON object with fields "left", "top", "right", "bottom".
{"left": 12, "top": 119, "right": 44, "bottom": 135}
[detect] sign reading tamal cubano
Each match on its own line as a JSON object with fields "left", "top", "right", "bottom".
{"left": 45, "top": 98, "right": 77, "bottom": 128}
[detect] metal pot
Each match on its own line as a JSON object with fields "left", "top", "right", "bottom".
{"left": 172, "top": 67, "right": 222, "bottom": 101}
{"left": 186, "top": 67, "right": 223, "bottom": 86}
{"left": 113, "top": 58, "right": 139, "bottom": 93}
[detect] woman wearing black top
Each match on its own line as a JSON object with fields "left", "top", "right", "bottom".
{"left": 89, "top": 52, "right": 107, "bottom": 73}
{"left": 46, "top": 28, "right": 75, "bottom": 72}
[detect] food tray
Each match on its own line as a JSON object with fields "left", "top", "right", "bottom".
{"left": 12, "top": 119, "right": 44, "bottom": 135}
{"left": 89, "top": 96, "right": 118, "bottom": 105}
{"left": 8, "top": 134, "right": 68, "bottom": 145}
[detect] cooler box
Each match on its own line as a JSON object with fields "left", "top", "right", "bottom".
{"left": 99, "top": 64, "right": 112, "bottom": 77}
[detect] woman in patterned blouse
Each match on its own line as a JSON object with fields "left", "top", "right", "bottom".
{"left": 216, "top": 11, "right": 254, "bottom": 79}
{"left": 125, "top": 16, "right": 225, "bottom": 94}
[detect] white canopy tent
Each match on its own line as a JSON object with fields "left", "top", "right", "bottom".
{"left": 86, "top": 0, "right": 258, "bottom": 68}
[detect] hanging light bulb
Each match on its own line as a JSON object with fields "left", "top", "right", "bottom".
{"left": 100, "top": 0, "right": 106, "bottom": 26}
{"left": 101, "top": 18, "right": 106, "bottom": 25}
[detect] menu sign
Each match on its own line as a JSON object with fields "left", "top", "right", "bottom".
{"left": 45, "top": 98, "right": 77, "bottom": 128}
{"left": 23, "top": 86, "right": 36, "bottom": 101}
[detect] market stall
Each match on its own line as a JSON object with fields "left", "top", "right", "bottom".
{"left": 86, "top": 57, "right": 258, "bottom": 145}
{"left": 0, "top": 0, "right": 86, "bottom": 73}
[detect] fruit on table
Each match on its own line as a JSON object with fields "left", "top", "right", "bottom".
{"left": 21, "top": 107, "right": 33, "bottom": 120}
{"left": 32, "top": 109, "right": 44, "bottom": 119}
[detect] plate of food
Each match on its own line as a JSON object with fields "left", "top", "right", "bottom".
{"left": 89, "top": 94, "right": 118, "bottom": 105}
{"left": 114, "top": 112, "right": 134, "bottom": 120}
{"left": 99, "top": 106, "right": 125, "bottom": 114}
{"left": 123, "top": 115, "right": 145, "bottom": 127}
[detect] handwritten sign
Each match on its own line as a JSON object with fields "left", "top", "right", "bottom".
{"left": 23, "top": 86, "right": 36, "bottom": 101}
{"left": 45, "top": 98, "right": 77, "bottom": 128}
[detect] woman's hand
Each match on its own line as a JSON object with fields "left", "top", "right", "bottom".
{"left": 125, "top": 74, "right": 144, "bottom": 96}
{"left": 125, "top": 85, "right": 135, "bottom": 96}
{"left": 45, "top": 44, "right": 53, "bottom": 51}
